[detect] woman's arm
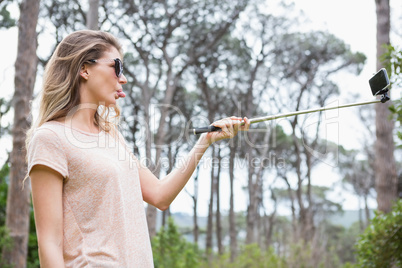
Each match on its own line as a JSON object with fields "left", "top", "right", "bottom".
{"left": 30, "top": 165, "right": 65, "bottom": 267}
{"left": 139, "top": 117, "right": 250, "bottom": 210}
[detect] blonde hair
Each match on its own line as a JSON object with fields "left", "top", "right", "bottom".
{"left": 26, "top": 30, "right": 123, "bottom": 148}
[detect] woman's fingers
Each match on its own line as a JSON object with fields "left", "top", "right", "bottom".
{"left": 204, "top": 116, "right": 250, "bottom": 144}
{"left": 214, "top": 117, "right": 238, "bottom": 135}
{"left": 240, "top": 117, "right": 250, "bottom": 131}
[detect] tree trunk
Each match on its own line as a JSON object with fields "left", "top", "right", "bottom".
{"left": 358, "top": 197, "right": 364, "bottom": 231}
{"left": 229, "top": 147, "right": 237, "bottom": 260}
{"left": 147, "top": 71, "right": 179, "bottom": 238}
{"left": 291, "top": 118, "right": 309, "bottom": 242}
{"left": 141, "top": 97, "right": 159, "bottom": 238}
{"left": 282, "top": 176, "right": 297, "bottom": 240}
{"left": 265, "top": 209, "right": 276, "bottom": 249}
{"left": 3, "top": 0, "right": 40, "bottom": 267}
{"left": 364, "top": 195, "right": 371, "bottom": 227}
{"left": 206, "top": 147, "right": 215, "bottom": 256}
{"left": 215, "top": 148, "right": 223, "bottom": 255}
{"left": 374, "top": 0, "right": 397, "bottom": 214}
{"left": 192, "top": 166, "right": 200, "bottom": 245}
{"left": 304, "top": 150, "right": 315, "bottom": 242}
{"left": 86, "top": 0, "right": 99, "bottom": 30}
{"left": 246, "top": 159, "right": 258, "bottom": 244}
{"left": 143, "top": 99, "right": 158, "bottom": 238}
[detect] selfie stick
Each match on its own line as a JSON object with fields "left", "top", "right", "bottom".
{"left": 191, "top": 69, "right": 391, "bottom": 135}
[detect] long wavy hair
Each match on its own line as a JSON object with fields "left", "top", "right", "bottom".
{"left": 26, "top": 30, "right": 123, "bottom": 148}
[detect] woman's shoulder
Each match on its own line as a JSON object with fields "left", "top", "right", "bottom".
{"left": 30, "top": 121, "right": 68, "bottom": 143}
{"left": 35, "top": 121, "right": 66, "bottom": 134}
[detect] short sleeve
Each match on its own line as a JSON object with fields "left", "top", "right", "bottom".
{"left": 27, "top": 128, "right": 69, "bottom": 179}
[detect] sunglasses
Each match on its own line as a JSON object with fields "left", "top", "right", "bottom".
{"left": 88, "top": 58, "right": 124, "bottom": 78}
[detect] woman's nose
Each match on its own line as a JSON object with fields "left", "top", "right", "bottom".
{"left": 119, "top": 74, "right": 127, "bottom": 84}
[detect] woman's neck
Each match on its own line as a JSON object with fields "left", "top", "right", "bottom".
{"left": 62, "top": 104, "right": 100, "bottom": 134}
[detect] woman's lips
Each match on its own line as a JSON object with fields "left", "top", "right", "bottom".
{"left": 116, "top": 89, "right": 126, "bottom": 98}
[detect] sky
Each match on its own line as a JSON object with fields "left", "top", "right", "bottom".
{"left": 0, "top": 0, "right": 401, "bottom": 216}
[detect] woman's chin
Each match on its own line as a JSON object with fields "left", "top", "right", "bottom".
{"left": 97, "top": 94, "right": 122, "bottom": 107}
{"left": 100, "top": 98, "right": 117, "bottom": 107}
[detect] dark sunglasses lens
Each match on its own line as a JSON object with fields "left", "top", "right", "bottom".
{"left": 114, "top": 59, "right": 123, "bottom": 77}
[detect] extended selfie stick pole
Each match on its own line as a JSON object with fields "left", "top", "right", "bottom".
{"left": 191, "top": 69, "right": 391, "bottom": 135}
{"left": 191, "top": 98, "right": 384, "bottom": 135}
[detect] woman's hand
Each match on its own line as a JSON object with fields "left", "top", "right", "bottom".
{"left": 202, "top": 116, "right": 250, "bottom": 145}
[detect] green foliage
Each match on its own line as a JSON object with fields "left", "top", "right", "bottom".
{"left": 389, "top": 98, "right": 402, "bottom": 146}
{"left": 27, "top": 210, "right": 39, "bottom": 268}
{"left": 152, "top": 217, "right": 202, "bottom": 268}
{"left": 0, "top": 162, "right": 13, "bottom": 267}
{"left": 286, "top": 241, "right": 314, "bottom": 268}
{"left": 0, "top": 225, "right": 13, "bottom": 268}
{"left": 324, "top": 221, "right": 362, "bottom": 264}
{"left": 382, "top": 44, "right": 402, "bottom": 146}
{"left": 0, "top": 162, "right": 10, "bottom": 226}
{"left": 382, "top": 45, "right": 402, "bottom": 87}
{"left": 0, "top": 1, "right": 16, "bottom": 29}
{"left": 355, "top": 200, "right": 402, "bottom": 268}
{"left": 342, "top": 262, "right": 357, "bottom": 268}
{"left": 204, "top": 244, "right": 286, "bottom": 268}
{"left": 233, "top": 244, "right": 286, "bottom": 268}
{"left": 0, "top": 97, "right": 12, "bottom": 138}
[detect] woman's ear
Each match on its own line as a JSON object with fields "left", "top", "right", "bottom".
{"left": 80, "top": 64, "right": 90, "bottom": 80}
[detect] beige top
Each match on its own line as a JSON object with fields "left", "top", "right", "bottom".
{"left": 27, "top": 121, "right": 154, "bottom": 267}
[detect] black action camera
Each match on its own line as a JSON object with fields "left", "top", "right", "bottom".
{"left": 369, "top": 68, "right": 390, "bottom": 103}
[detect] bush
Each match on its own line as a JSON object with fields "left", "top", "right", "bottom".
{"left": 233, "top": 244, "right": 286, "bottom": 268}
{"left": 355, "top": 200, "right": 402, "bottom": 268}
{"left": 204, "top": 244, "right": 286, "bottom": 268}
{"left": 0, "top": 162, "right": 13, "bottom": 267}
{"left": 152, "top": 217, "right": 202, "bottom": 268}
{"left": 0, "top": 225, "right": 13, "bottom": 268}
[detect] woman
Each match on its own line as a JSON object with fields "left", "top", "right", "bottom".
{"left": 26, "top": 30, "right": 250, "bottom": 267}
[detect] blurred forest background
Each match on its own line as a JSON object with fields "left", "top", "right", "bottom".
{"left": 0, "top": 0, "right": 401, "bottom": 267}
